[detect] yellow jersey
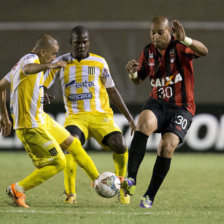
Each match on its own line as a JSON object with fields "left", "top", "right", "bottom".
{"left": 44, "top": 53, "right": 115, "bottom": 116}
{"left": 4, "top": 53, "right": 45, "bottom": 129}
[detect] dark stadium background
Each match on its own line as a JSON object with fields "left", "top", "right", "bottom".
{"left": 0, "top": 0, "right": 223, "bottom": 152}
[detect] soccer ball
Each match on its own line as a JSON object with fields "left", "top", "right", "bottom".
{"left": 94, "top": 172, "right": 121, "bottom": 198}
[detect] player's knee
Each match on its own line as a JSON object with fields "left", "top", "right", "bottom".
{"left": 158, "top": 133, "right": 179, "bottom": 157}
{"left": 110, "top": 142, "right": 127, "bottom": 154}
{"left": 137, "top": 111, "right": 157, "bottom": 135}
{"left": 106, "top": 134, "right": 127, "bottom": 154}
{"left": 159, "top": 141, "right": 177, "bottom": 157}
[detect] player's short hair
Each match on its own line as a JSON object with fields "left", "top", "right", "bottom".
{"left": 71, "top": 26, "right": 89, "bottom": 36}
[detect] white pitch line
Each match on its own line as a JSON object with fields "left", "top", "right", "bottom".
{"left": 1, "top": 209, "right": 152, "bottom": 215}
{"left": 0, "top": 21, "right": 223, "bottom": 31}
{"left": 1, "top": 209, "right": 222, "bottom": 216}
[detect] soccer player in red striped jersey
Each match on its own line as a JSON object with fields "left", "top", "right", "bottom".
{"left": 123, "top": 17, "right": 208, "bottom": 208}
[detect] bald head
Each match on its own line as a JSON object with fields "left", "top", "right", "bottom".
{"left": 32, "top": 34, "right": 58, "bottom": 53}
{"left": 150, "top": 16, "right": 169, "bottom": 29}
{"left": 32, "top": 34, "right": 59, "bottom": 64}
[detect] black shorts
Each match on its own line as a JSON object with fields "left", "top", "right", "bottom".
{"left": 142, "top": 98, "right": 193, "bottom": 143}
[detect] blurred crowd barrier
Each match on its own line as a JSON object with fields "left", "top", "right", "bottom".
{"left": 0, "top": 103, "right": 223, "bottom": 152}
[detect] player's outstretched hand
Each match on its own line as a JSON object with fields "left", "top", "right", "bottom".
{"left": 49, "top": 60, "right": 67, "bottom": 69}
{"left": 172, "top": 20, "right": 186, "bottom": 41}
{"left": 0, "top": 114, "right": 12, "bottom": 136}
{"left": 126, "top": 60, "right": 139, "bottom": 74}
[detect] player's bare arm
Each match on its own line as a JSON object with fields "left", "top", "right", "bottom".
{"left": 125, "top": 60, "right": 142, "bottom": 84}
{"left": 172, "top": 20, "right": 208, "bottom": 56}
{"left": 106, "top": 86, "right": 136, "bottom": 134}
{"left": 0, "top": 79, "right": 12, "bottom": 136}
{"left": 23, "top": 61, "right": 67, "bottom": 74}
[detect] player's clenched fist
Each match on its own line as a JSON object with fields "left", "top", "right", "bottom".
{"left": 125, "top": 60, "right": 139, "bottom": 74}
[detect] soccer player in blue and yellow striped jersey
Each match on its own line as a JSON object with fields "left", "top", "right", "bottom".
{"left": 44, "top": 26, "right": 136, "bottom": 204}
{"left": 0, "top": 34, "right": 100, "bottom": 208}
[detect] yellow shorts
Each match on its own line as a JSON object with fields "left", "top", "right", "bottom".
{"left": 64, "top": 112, "right": 122, "bottom": 151}
{"left": 43, "top": 113, "right": 70, "bottom": 145}
{"left": 16, "top": 114, "right": 70, "bottom": 168}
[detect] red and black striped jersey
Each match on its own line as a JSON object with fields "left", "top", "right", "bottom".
{"left": 137, "top": 38, "right": 198, "bottom": 115}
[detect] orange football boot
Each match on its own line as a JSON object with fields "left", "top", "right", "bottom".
{"left": 6, "top": 183, "right": 29, "bottom": 208}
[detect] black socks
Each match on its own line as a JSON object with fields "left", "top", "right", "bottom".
{"left": 128, "top": 131, "right": 171, "bottom": 202}
{"left": 144, "top": 156, "right": 171, "bottom": 202}
{"left": 128, "top": 131, "right": 149, "bottom": 183}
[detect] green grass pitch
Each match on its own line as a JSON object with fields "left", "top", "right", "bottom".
{"left": 0, "top": 151, "right": 224, "bottom": 224}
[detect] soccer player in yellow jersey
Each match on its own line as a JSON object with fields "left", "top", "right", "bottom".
{"left": 0, "top": 34, "right": 100, "bottom": 208}
{"left": 44, "top": 26, "right": 136, "bottom": 204}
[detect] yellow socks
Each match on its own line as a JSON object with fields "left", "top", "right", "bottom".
{"left": 64, "top": 153, "right": 77, "bottom": 195}
{"left": 66, "top": 138, "right": 99, "bottom": 181}
{"left": 113, "top": 150, "right": 128, "bottom": 177}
